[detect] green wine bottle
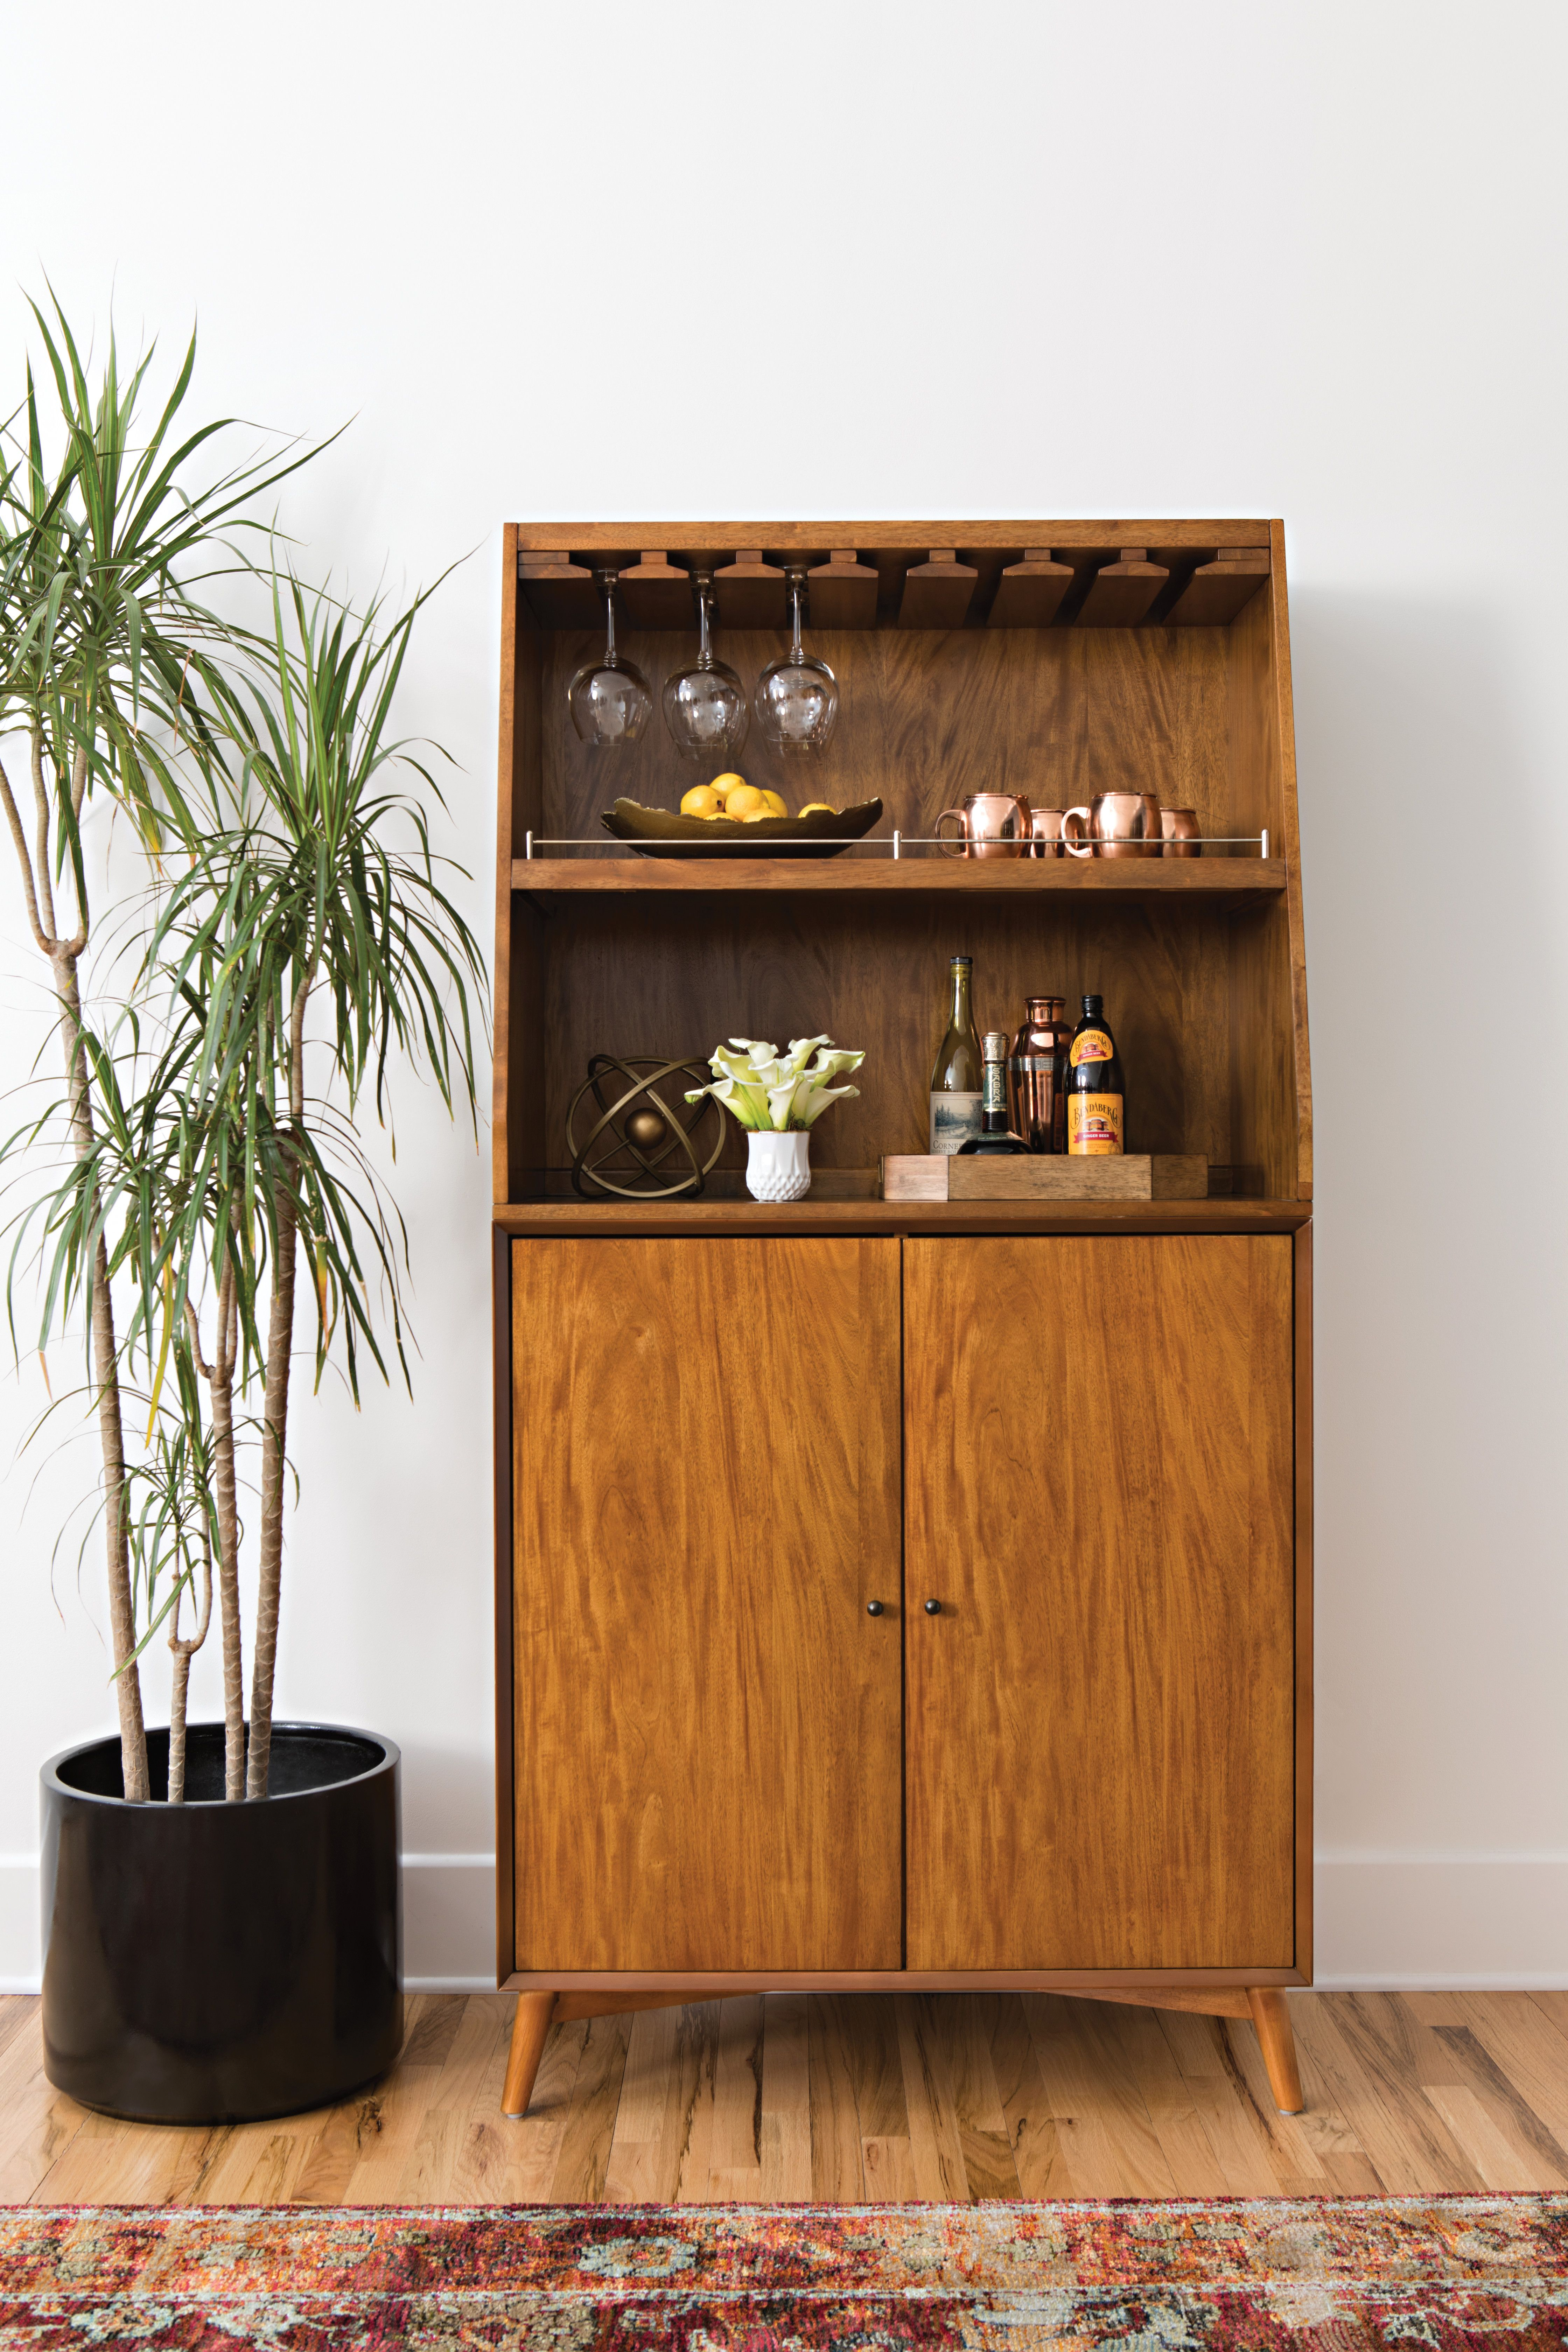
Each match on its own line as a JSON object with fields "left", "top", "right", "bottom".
{"left": 928, "top": 954, "right": 983, "bottom": 1153}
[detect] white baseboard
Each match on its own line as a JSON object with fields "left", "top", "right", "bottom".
{"left": 5, "top": 1852, "right": 1566, "bottom": 1996}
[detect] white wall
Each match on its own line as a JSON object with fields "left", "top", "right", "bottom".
{"left": 2, "top": 0, "right": 1564, "bottom": 1991}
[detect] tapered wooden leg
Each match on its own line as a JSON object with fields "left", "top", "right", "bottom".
{"left": 502, "top": 1990, "right": 558, "bottom": 2119}
{"left": 1247, "top": 1987, "right": 1305, "bottom": 2113}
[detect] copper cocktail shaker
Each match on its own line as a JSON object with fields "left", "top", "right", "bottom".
{"left": 1007, "top": 995, "right": 1072, "bottom": 1153}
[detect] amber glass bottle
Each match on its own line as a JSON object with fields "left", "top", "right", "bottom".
{"left": 1066, "top": 993, "right": 1125, "bottom": 1155}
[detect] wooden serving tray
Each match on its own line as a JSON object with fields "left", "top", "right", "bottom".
{"left": 881, "top": 1154, "right": 1209, "bottom": 1202}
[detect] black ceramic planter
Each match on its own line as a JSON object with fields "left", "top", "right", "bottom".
{"left": 40, "top": 1722, "right": 402, "bottom": 2123}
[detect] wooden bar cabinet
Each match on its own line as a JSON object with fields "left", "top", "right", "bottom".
{"left": 491, "top": 520, "right": 1312, "bottom": 2123}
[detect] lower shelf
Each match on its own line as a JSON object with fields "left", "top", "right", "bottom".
{"left": 494, "top": 1197, "right": 1311, "bottom": 1237}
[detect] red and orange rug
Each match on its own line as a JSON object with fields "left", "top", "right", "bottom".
{"left": 1, "top": 2196, "right": 1564, "bottom": 2348}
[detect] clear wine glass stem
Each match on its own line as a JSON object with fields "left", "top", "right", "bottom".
{"left": 696, "top": 586, "right": 713, "bottom": 665}
{"left": 789, "top": 579, "right": 805, "bottom": 663}
{"left": 602, "top": 575, "right": 620, "bottom": 663}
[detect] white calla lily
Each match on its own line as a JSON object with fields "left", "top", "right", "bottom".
{"left": 687, "top": 1034, "right": 865, "bottom": 1132}
{"left": 793, "top": 1081, "right": 860, "bottom": 1128}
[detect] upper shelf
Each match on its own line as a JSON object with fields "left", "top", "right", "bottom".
{"left": 513, "top": 857, "right": 1286, "bottom": 898}
{"left": 515, "top": 525, "right": 1276, "bottom": 634}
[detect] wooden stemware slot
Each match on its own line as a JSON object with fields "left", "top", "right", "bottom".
{"left": 617, "top": 551, "right": 694, "bottom": 630}
{"left": 806, "top": 549, "right": 880, "bottom": 628}
{"left": 1167, "top": 546, "right": 1272, "bottom": 625}
{"left": 898, "top": 550, "right": 978, "bottom": 630}
{"left": 713, "top": 550, "right": 788, "bottom": 629}
{"left": 985, "top": 547, "right": 1076, "bottom": 628}
{"left": 1074, "top": 548, "right": 1171, "bottom": 628}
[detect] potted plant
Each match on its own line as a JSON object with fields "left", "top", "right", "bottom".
{"left": 1, "top": 302, "right": 486, "bottom": 2121}
{"left": 686, "top": 1034, "right": 863, "bottom": 1199}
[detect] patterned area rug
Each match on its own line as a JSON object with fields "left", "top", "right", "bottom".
{"left": 0, "top": 2197, "right": 1564, "bottom": 2349}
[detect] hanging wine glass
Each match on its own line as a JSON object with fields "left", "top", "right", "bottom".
{"left": 567, "top": 570, "right": 653, "bottom": 745}
{"left": 661, "top": 571, "right": 749, "bottom": 763}
{"left": 754, "top": 568, "right": 839, "bottom": 755}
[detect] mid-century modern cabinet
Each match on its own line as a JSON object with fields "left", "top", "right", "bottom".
{"left": 492, "top": 521, "right": 1312, "bottom": 2122}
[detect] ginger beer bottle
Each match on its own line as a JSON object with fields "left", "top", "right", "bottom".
{"left": 1066, "top": 993, "right": 1125, "bottom": 1155}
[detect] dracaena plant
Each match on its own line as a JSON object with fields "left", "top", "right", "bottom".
{"left": 2, "top": 295, "right": 486, "bottom": 1802}
{"left": 0, "top": 296, "right": 321, "bottom": 1798}
{"left": 686, "top": 1035, "right": 864, "bottom": 1131}
{"left": 128, "top": 565, "right": 487, "bottom": 1799}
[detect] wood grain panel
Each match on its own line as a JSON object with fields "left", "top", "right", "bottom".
{"left": 539, "top": 623, "right": 1232, "bottom": 848}
{"left": 512, "top": 1236, "right": 902, "bottom": 1970}
{"left": 1226, "top": 562, "right": 1309, "bottom": 1200}
{"left": 516, "top": 520, "right": 1276, "bottom": 556}
{"left": 539, "top": 895, "right": 1236, "bottom": 1180}
{"left": 904, "top": 1234, "right": 1295, "bottom": 1969}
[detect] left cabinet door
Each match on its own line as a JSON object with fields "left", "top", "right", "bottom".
{"left": 511, "top": 1234, "right": 903, "bottom": 1972}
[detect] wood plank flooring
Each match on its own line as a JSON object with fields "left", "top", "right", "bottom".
{"left": 4, "top": 1989, "right": 1567, "bottom": 2205}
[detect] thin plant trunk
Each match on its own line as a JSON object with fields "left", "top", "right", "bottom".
{"left": 247, "top": 1182, "right": 295, "bottom": 1799}
{"left": 247, "top": 973, "right": 309, "bottom": 1801}
{"left": 166, "top": 1532, "right": 212, "bottom": 1805}
{"left": 189, "top": 1271, "right": 245, "bottom": 1797}
{"left": 0, "top": 739, "right": 148, "bottom": 1799}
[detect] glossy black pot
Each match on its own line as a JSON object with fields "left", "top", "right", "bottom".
{"left": 40, "top": 1722, "right": 402, "bottom": 2123}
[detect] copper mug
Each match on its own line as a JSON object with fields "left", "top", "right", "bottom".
{"left": 1161, "top": 805, "right": 1201, "bottom": 858}
{"left": 936, "top": 791, "right": 1032, "bottom": 860}
{"left": 1029, "top": 806, "right": 1069, "bottom": 859}
{"left": 1063, "top": 790, "right": 1163, "bottom": 860}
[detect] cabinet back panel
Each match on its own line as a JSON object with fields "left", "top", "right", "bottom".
{"left": 540, "top": 625, "right": 1237, "bottom": 849}
{"left": 904, "top": 1233, "right": 1295, "bottom": 1969}
{"left": 511, "top": 1234, "right": 903, "bottom": 1971}
{"left": 539, "top": 897, "right": 1236, "bottom": 1174}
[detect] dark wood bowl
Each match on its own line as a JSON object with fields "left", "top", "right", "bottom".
{"left": 600, "top": 798, "right": 883, "bottom": 860}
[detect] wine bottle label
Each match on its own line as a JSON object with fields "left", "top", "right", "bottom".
{"left": 1069, "top": 1029, "right": 1115, "bottom": 1066}
{"left": 1068, "top": 1093, "right": 1124, "bottom": 1154}
{"left": 930, "top": 1092, "right": 982, "bottom": 1153}
{"left": 983, "top": 1062, "right": 1008, "bottom": 1114}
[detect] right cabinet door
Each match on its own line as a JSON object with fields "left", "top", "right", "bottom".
{"left": 904, "top": 1234, "right": 1295, "bottom": 1971}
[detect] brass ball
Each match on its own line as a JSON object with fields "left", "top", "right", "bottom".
{"left": 624, "top": 1107, "right": 669, "bottom": 1151}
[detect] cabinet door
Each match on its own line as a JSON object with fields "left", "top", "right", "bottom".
{"left": 512, "top": 1235, "right": 902, "bottom": 1971}
{"left": 905, "top": 1234, "right": 1295, "bottom": 1970}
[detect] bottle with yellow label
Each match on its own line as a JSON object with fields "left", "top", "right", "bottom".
{"left": 1066, "top": 992, "right": 1124, "bottom": 1155}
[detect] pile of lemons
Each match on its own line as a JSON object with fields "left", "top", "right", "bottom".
{"left": 679, "top": 775, "right": 836, "bottom": 822}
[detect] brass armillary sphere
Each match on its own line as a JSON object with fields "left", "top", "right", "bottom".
{"left": 566, "top": 1055, "right": 724, "bottom": 1199}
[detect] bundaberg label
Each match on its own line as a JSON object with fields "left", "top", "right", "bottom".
{"left": 1068, "top": 1092, "right": 1124, "bottom": 1154}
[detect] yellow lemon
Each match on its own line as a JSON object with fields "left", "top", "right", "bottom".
{"left": 709, "top": 772, "right": 748, "bottom": 805}
{"left": 680, "top": 784, "right": 726, "bottom": 818}
{"left": 721, "top": 783, "right": 766, "bottom": 817}
{"left": 760, "top": 790, "right": 788, "bottom": 817}
{"left": 797, "top": 801, "right": 837, "bottom": 817}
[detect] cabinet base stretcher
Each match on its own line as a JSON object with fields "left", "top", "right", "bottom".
{"left": 500, "top": 1983, "right": 1305, "bottom": 2121}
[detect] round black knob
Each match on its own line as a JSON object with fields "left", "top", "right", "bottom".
{"left": 924, "top": 1597, "right": 941, "bottom": 1615}
{"left": 866, "top": 1599, "right": 884, "bottom": 1617}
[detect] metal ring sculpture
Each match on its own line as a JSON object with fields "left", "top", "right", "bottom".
{"left": 567, "top": 1054, "right": 724, "bottom": 1200}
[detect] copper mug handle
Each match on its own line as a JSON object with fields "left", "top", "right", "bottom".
{"left": 1062, "top": 804, "right": 1094, "bottom": 860}
{"left": 936, "top": 807, "right": 969, "bottom": 859}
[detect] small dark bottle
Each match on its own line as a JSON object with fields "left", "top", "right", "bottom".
{"left": 957, "top": 1030, "right": 1030, "bottom": 1155}
{"left": 1066, "top": 993, "right": 1125, "bottom": 1156}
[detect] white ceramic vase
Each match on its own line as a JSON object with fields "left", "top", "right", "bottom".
{"left": 746, "top": 1128, "right": 812, "bottom": 1203}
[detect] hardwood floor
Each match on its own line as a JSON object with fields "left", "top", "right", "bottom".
{"left": 4, "top": 1989, "right": 1567, "bottom": 2205}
